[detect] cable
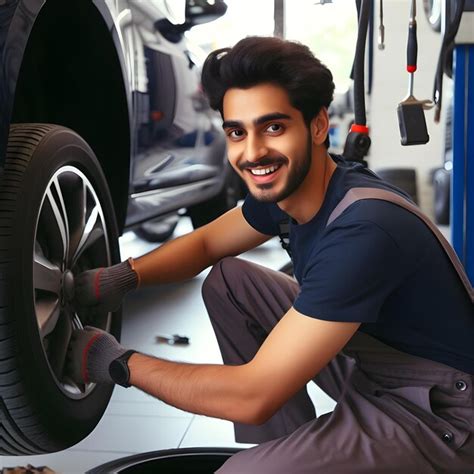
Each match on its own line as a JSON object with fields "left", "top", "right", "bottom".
{"left": 353, "top": 0, "right": 371, "bottom": 126}
{"left": 433, "top": 0, "right": 466, "bottom": 122}
{"left": 342, "top": 0, "right": 372, "bottom": 164}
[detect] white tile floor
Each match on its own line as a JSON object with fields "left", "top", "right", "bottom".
{"left": 0, "top": 215, "right": 336, "bottom": 473}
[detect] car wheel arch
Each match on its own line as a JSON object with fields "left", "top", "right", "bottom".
{"left": 9, "top": 0, "right": 132, "bottom": 232}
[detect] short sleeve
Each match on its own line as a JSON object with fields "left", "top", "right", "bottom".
{"left": 241, "top": 194, "right": 285, "bottom": 236}
{"left": 293, "top": 220, "right": 409, "bottom": 322}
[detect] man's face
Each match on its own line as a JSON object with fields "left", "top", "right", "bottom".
{"left": 222, "top": 83, "right": 312, "bottom": 203}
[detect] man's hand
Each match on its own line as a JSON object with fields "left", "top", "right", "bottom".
{"left": 74, "top": 258, "right": 139, "bottom": 313}
{"left": 67, "top": 326, "right": 128, "bottom": 384}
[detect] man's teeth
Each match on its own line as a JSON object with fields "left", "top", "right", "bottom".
{"left": 250, "top": 165, "right": 280, "bottom": 176}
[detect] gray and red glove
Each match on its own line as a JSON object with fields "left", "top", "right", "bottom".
{"left": 74, "top": 258, "right": 139, "bottom": 313}
{"left": 67, "top": 326, "right": 128, "bottom": 384}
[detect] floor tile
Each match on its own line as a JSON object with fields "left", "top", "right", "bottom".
{"left": 179, "top": 415, "right": 255, "bottom": 449}
{"left": 307, "top": 383, "right": 336, "bottom": 415}
{"left": 105, "top": 398, "right": 192, "bottom": 418}
{"left": 72, "top": 414, "right": 192, "bottom": 453}
{"left": 120, "top": 277, "right": 222, "bottom": 365}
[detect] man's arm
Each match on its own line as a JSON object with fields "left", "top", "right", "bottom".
{"left": 133, "top": 206, "right": 271, "bottom": 285}
{"left": 73, "top": 207, "right": 271, "bottom": 310}
{"left": 127, "top": 310, "right": 360, "bottom": 424}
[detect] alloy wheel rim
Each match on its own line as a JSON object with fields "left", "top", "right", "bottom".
{"left": 33, "top": 165, "right": 112, "bottom": 399}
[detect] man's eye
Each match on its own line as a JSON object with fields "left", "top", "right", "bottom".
{"left": 228, "top": 130, "right": 244, "bottom": 139}
{"left": 266, "top": 124, "right": 282, "bottom": 133}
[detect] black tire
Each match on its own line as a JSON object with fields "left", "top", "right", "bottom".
{"left": 433, "top": 167, "right": 451, "bottom": 225}
{"left": 88, "top": 447, "right": 242, "bottom": 474}
{"left": 374, "top": 168, "right": 419, "bottom": 204}
{"left": 134, "top": 213, "right": 180, "bottom": 243}
{"left": 188, "top": 166, "right": 242, "bottom": 229}
{"left": 0, "top": 124, "right": 121, "bottom": 454}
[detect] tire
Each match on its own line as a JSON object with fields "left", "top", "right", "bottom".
{"left": 134, "top": 213, "right": 180, "bottom": 243}
{"left": 433, "top": 167, "right": 451, "bottom": 225}
{"left": 188, "top": 166, "right": 242, "bottom": 229}
{"left": 88, "top": 447, "right": 242, "bottom": 474}
{"left": 0, "top": 124, "right": 121, "bottom": 454}
{"left": 374, "top": 168, "right": 419, "bottom": 204}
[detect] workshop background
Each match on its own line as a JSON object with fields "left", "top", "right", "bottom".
{"left": 0, "top": 0, "right": 454, "bottom": 472}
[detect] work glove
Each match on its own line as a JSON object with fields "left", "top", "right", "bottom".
{"left": 67, "top": 326, "right": 128, "bottom": 384}
{"left": 74, "top": 258, "right": 139, "bottom": 313}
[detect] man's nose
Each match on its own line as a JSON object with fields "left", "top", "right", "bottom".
{"left": 244, "top": 135, "right": 268, "bottom": 163}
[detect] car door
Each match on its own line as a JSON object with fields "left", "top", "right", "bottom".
{"left": 126, "top": 0, "right": 226, "bottom": 227}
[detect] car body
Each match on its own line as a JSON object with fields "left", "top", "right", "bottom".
{"left": 1, "top": 0, "right": 235, "bottom": 234}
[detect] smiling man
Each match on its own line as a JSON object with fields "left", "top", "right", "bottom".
{"left": 222, "top": 83, "right": 334, "bottom": 219}
{"left": 69, "top": 37, "right": 474, "bottom": 473}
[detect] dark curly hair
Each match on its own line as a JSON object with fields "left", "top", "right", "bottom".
{"left": 201, "top": 36, "right": 335, "bottom": 148}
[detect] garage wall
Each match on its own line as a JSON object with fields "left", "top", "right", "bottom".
{"left": 369, "top": 0, "right": 448, "bottom": 217}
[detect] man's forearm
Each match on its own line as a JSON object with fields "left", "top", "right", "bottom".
{"left": 128, "top": 353, "right": 263, "bottom": 424}
{"left": 133, "top": 229, "right": 215, "bottom": 286}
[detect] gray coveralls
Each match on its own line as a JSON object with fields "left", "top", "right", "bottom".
{"left": 202, "top": 256, "right": 474, "bottom": 473}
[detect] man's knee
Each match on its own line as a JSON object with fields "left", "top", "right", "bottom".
{"left": 216, "top": 448, "right": 256, "bottom": 474}
{"left": 202, "top": 256, "right": 249, "bottom": 302}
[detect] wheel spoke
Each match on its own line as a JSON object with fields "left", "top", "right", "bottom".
{"left": 34, "top": 247, "right": 62, "bottom": 295}
{"left": 63, "top": 313, "right": 89, "bottom": 394}
{"left": 71, "top": 205, "right": 105, "bottom": 266}
{"left": 49, "top": 311, "right": 73, "bottom": 378}
{"left": 36, "top": 298, "right": 61, "bottom": 339}
{"left": 67, "top": 177, "right": 87, "bottom": 266}
{"left": 53, "top": 177, "right": 71, "bottom": 263}
{"left": 45, "top": 180, "right": 70, "bottom": 264}
{"left": 72, "top": 313, "right": 84, "bottom": 330}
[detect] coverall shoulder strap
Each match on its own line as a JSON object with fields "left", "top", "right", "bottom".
{"left": 326, "top": 187, "right": 474, "bottom": 302}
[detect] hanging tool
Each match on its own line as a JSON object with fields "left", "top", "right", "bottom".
{"left": 397, "top": 0, "right": 434, "bottom": 146}
{"left": 378, "top": 0, "right": 385, "bottom": 50}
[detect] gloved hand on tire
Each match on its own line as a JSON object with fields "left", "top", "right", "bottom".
{"left": 74, "top": 258, "right": 139, "bottom": 313}
{"left": 67, "top": 326, "right": 129, "bottom": 384}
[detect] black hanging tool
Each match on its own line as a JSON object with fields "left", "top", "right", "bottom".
{"left": 397, "top": 0, "right": 434, "bottom": 146}
{"left": 342, "top": 0, "right": 372, "bottom": 166}
{"left": 378, "top": 0, "right": 385, "bottom": 50}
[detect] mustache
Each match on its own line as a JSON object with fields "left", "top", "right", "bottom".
{"left": 238, "top": 156, "right": 287, "bottom": 172}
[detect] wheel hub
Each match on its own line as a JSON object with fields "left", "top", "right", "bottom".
{"left": 61, "top": 270, "right": 75, "bottom": 304}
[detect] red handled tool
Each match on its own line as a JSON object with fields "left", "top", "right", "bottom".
{"left": 397, "top": 0, "right": 434, "bottom": 146}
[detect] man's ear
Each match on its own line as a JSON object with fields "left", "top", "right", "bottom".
{"left": 310, "top": 108, "right": 329, "bottom": 146}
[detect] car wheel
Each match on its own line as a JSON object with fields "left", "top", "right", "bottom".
{"left": 89, "top": 447, "right": 243, "bottom": 473}
{"left": 134, "top": 213, "right": 180, "bottom": 243}
{"left": 188, "top": 166, "right": 242, "bottom": 229}
{"left": 0, "top": 124, "right": 121, "bottom": 454}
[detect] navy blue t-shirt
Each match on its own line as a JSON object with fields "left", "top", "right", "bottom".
{"left": 242, "top": 155, "right": 474, "bottom": 374}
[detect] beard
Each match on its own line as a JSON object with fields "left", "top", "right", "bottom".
{"left": 244, "top": 136, "right": 312, "bottom": 204}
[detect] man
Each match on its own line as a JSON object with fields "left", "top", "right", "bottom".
{"left": 69, "top": 37, "right": 474, "bottom": 472}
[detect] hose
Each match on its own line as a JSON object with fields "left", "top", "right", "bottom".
{"left": 433, "top": 0, "right": 466, "bottom": 122}
{"left": 352, "top": 0, "right": 371, "bottom": 126}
